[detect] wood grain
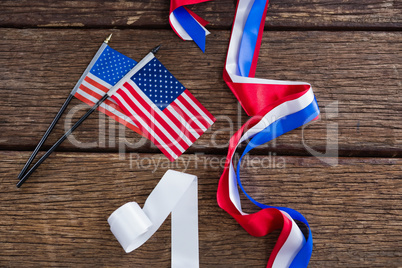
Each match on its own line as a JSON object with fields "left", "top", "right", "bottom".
{"left": 0, "top": 1, "right": 401, "bottom": 266}
{"left": 0, "top": 29, "right": 400, "bottom": 156}
{"left": 0, "top": 151, "right": 400, "bottom": 267}
{"left": 0, "top": 0, "right": 401, "bottom": 29}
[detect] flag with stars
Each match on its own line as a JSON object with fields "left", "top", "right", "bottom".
{"left": 74, "top": 45, "right": 143, "bottom": 135}
{"left": 111, "top": 55, "right": 216, "bottom": 161}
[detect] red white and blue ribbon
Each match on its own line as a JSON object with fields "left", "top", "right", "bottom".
{"left": 218, "top": 0, "right": 320, "bottom": 267}
{"left": 169, "top": 0, "right": 211, "bottom": 52}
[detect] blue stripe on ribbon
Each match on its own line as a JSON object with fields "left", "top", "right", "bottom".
{"left": 238, "top": 0, "right": 267, "bottom": 77}
{"left": 236, "top": 98, "right": 319, "bottom": 267}
{"left": 173, "top": 6, "right": 206, "bottom": 53}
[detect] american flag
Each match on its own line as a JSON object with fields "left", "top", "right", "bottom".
{"left": 111, "top": 56, "right": 215, "bottom": 161}
{"left": 74, "top": 45, "right": 143, "bottom": 135}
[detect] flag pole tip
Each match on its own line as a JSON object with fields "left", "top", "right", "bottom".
{"left": 104, "top": 33, "right": 113, "bottom": 44}
{"left": 151, "top": 45, "right": 162, "bottom": 55}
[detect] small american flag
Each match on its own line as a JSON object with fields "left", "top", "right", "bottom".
{"left": 111, "top": 56, "right": 215, "bottom": 161}
{"left": 74, "top": 45, "right": 143, "bottom": 135}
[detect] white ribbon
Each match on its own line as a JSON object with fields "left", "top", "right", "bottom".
{"left": 108, "top": 170, "right": 199, "bottom": 268}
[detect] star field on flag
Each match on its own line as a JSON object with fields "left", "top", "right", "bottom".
{"left": 74, "top": 45, "right": 143, "bottom": 135}
{"left": 132, "top": 58, "right": 186, "bottom": 110}
{"left": 90, "top": 46, "right": 137, "bottom": 85}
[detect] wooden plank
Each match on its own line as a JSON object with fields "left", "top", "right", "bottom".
{"left": 0, "top": 151, "right": 401, "bottom": 266}
{"left": 0, "top": 0, "right": 401, "bottom": 29}
{"left": 1, "top": 29, "right": 400, "bottom": 156}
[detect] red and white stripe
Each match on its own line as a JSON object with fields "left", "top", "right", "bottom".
{"left": 112, "top": 79, "right": 215, "bottom": 161}
{"left": 74, "top": 72, "right": 143, "bottom": 135}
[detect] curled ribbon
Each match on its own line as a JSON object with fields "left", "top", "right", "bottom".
{"left": 169, "top": 0, "right": 211, "bottom": 52}
{"left": 218, "top": 0, "right": 320, "bottom": 267}
{"left": 108, "top": 170, "right": 199, "bottom": 267}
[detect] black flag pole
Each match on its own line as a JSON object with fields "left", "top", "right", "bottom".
{"left": 17, "top": 94, "right": 73, "bottom": 179}
{"left": 17, "top": 34, "right": 113, "bottom": 180}
{"left": 17, "top": 44, "right": 162, "bottom": 188}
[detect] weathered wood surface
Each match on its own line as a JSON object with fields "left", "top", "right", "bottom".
{"left": 1, "top": 29, "right": 401, "bottom": 157}
{"left": 0, "top": 151, "right": 401, "bottom": 267}
{"left": 0, "top": 0, "right": 401, "bottom": 29}
{"left": 1, "top": 0, "right": 401, "bottom": 266}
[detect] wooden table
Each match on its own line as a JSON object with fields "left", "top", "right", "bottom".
{"left": 0, "top": 1, "right": 401, "bottom": 267}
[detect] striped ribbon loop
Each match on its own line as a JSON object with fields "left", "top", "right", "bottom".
{"left": 218, "top": 0, "right": 320, "bottom": 267}
{"left": 169, "top": 0, "right": 211, "bottom": 52}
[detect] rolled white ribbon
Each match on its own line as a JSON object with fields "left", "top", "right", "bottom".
{"left": 108, "top": 170, "right": 199, "bottom": 268}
